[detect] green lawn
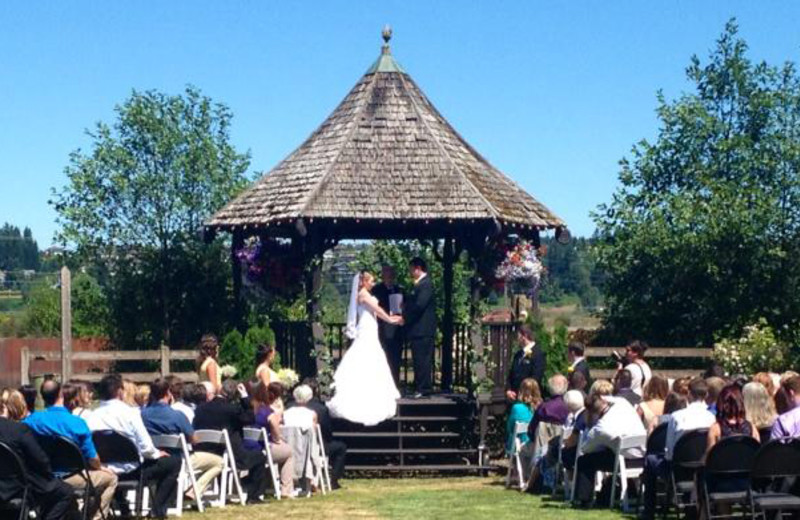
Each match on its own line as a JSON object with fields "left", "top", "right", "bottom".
{"left": 182, "top": 477, "right": 629, "bottom": 520}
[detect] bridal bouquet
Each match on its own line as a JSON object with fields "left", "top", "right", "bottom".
{"left": 495, "top": 241, "right": 544, "bottom": 295}
{"left": 276, "top": 368, "right": 300, "bottom": 389}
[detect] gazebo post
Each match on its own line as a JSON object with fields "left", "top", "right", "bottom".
{"left": 441, "top": 236, "right": 455, "bottom": 393}
{"left": 303, "top": 234, "right": 328, "bottom": 377}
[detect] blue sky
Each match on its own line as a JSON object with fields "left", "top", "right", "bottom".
{"left": 1, "top": 2, "right": 799, "bottom": 245}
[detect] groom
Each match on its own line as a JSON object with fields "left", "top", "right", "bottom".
{"left": 403, "top": 257, "right": 436, "bottom": 398}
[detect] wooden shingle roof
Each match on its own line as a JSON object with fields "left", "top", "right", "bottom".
{"left": 207, "top": 29, "right": 565, "bottom": 235}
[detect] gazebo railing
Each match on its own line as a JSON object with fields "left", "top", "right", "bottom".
{"left": 272, "top": 321, "right": 519, "bottom": 393}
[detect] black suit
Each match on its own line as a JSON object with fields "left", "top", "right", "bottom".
{"left": 403, "top": 274, "right": 436, "bottom": 394}
{"left": 571, "top": 359, "right": 592, "bottom": 386}
{"left": 507, "top": 344, "right": 547, "bottom": 392}
{"left": 0, "top": 417, "right": 76, "bottom": 520}
{"left": 372, "top": 282, "right": 404, "bottom": 385}
{"left": 304, "top": 398, "right": 347, "bottom": 487}
{"left": 193, "top": 397, "right": 267, "bottom": 500}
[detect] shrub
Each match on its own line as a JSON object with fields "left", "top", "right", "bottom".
{"left": 713, "top": 319, "right": 790, "bottom": 375}
{"left": 219, "top": 323, "right": 277, "bottom": 380}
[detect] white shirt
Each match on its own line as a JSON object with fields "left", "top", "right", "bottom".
{"left": 624, "top": 361, "right": 652, "bottom": 396}
{"left": 570, "top": 357, "right": 586, "bottom": 370}
{"left": 283, "top": 406, "right": 316, "bottom": 430}
{"left": 665, "top": 401, "right": 715, "bottom": 460}
{"left": 87, "top": 399, "right": 161, "bottom": 473}
{"left": 172, "top": 401, "right": 195, "bottom": 423}
{"left": 580, "top": 397, "right": 646, "bottom": 458}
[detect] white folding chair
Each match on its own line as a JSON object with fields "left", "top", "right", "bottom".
{"left": 194, "top": 429, "right": 246, "bottom": 507}
{"left": 242, "top": 426, "right": 281, "bottom": 500}
{"left": 551, "top": 426, "right": 571, "bottom": 498}
{"left": 569, "top": 431, "right": 596, "bottom": 502}
{"left": 505, "top": 421, "right": 529, "bottom": 491}
{"left": 150, "top": 433, "right": 204, "bottom": 515}
{"left": 314, "top": 424, "right": 331, "bottom": 494}
{"left": 609, "top": 434, "right": 647, "bottom": 511}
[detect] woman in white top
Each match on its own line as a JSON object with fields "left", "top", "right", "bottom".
{"left": 620, "top": 340, "right": 652, "bottom": 396}
{"left": 283, "top": 385, "right": 318, "bottom": 429}
{"left": 255, "top": 344, "right": 285, "bottom": 412}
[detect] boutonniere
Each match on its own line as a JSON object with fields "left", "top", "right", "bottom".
{"left": 567, "top": 365, "right": 575, "bottom": 374}
{"left": 523, "top": 342, "right": 535, "bottom": 358}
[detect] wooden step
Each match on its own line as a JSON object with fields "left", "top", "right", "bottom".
{"left": 333, "top": 431, "right": 460, "bottom": 438}
{"left": 397, "top": 397, "right": 458, "bottom": 406}
{"left": 391, "top": 415, "right": 458, "bottom": 422}
{"left": 345, "top": 464, "right": 491, "bottom": 472}
{"left": 348, "top": 448, "right": 474, "bottom": 455}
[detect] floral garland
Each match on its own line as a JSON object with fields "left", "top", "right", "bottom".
{"left": 494, "top": 241, "right": 544, "bottom": 297}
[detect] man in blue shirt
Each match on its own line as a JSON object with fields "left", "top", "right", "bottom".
{"left": 25, "top": 380, "right": 118, "bottom": 520}
{"left": 142, "top": 378, "right": 223, "bottom": 503}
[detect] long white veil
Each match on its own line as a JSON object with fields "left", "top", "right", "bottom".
{"left": 344, "top": 272, "right": 360, "bottom": 340}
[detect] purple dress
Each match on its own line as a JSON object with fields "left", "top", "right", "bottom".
{"left": 244, "top": 405, "right": 274, "bottom": 451}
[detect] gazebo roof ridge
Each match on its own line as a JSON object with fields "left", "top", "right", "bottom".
{"left": 206, "top": 26, "right": 566, "bottom": 237}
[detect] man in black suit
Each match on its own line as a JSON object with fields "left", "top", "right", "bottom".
{"left": 505, "top": 324, "right": 546, "bottom": 401}
{"left": 567, "top": 341, "right": 592, "bottom": 387}
{"left": 0, "top": 412, "right": 77, "bottom": 519}
{"left": 298, "top": 378, "right": 347, "bottom": 490}
{"left": 403, "top": 257, "right": 436, "bottom": 397}
{"left": 372, "top": 265, "right": 405, "bottom": 386}
{"left": 193, "top": 380, "right": 267, "bottom": 503}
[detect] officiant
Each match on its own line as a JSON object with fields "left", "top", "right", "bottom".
{"left": 372, "top": 265, "right": 405, "bottom": 386}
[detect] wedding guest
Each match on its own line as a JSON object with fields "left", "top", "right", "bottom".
{"left": 255, "top": 343, "right": 284, "bottom": 412}
{"left": 672, "top": 377, "right": 691, "bottom": 396}
{"left": 770, "top": 376, "right": 800, "bottom": 438}
{"left": 506, "top": 325, "right": 546, "bottom": 401}
{"left": 662, "top": 392, "right": 687, "bottom": 416}
{"left": 121, "top": 379, "right": 137, "bottom": 407}
{"left": 743, "top": 382, "right": 777, "bottom": 442}
{"left": 141, "top": 378, "right": 223, "bottom": 501}
{"left": 0, "top": 390, "right": 78, "bottom": 520}
{"left": 567, "top": 341, "right": 591, "bottom": 385}
{"left": 572, "top": 394, "right": 646, "bottom": 507}
{"left": 166, "top": 376, "right": 195, "bottom": 423}
{"left": 588, "top": 379, "right": 614, "bottom": 397}
{"left": 299, "top": 378, "right": 347, "bottom": 490}
{"left": 25, "top": 379, "right": 118, "bottom": 520}
{"left": 706, "top": 385, "right": 759, "bottom": 455}
{"left": 283, "top": 384, "right": 318, "bottom": 429}
{"left": 197, "top": 333, "right": 222, "bottom": 393}
{"left": 88, "top": 374, "right": 180, "bottom": 519}
{"left": 613, "top": 369, "right": 642, "bottom": 406}
{"left": 638, "top": 375, "right": 668, "bottom": 432}
{"left": 372, "top": 265, "right": 405, "bottom": 386}
{"left": 527, "top": 374, "right": 569, "bottom": 461}
{"left": 559, "top": 390, "right": 588, "bottom": 471}
{"left": 705, "top": 377, "right": 726, "bottom": 414}
{"left": 194, "top": 379, "right": 267, "bottom": 502}
{"left": 568, "top": 370, "right": 588, "bottom": 393}
{"left": 781, "top": 371, "right": 800, "bottom": 385}
{"left": 665, "top": 378, "right": 715, "bottom": 460}
{"left": 65, "top": 380, "right": 94, "bottom": 420}
{"left": 134, "top": 384, "right": 150, "bottom": 408}
{"left": 248, "top": 382, "right": 295, "bottom": 497}
{"left": 753, "top": 372, "right": 777, "bottom": 397}
{"left": 18, "top": 383, "right": 37, "bottom": 416}
{"left": 187, "top": 382, "right": 211, "bottom": 408}
{"left": 617, "top": 340, "right": 651, "bottom": 396}
{"left": 505, "top": 378, "right": 541, "bottom": 455}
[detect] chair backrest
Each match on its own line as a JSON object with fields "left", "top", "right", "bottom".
{"left": 514, "top": 421, "right": 529, "bottom": 436}
{"left": 705, "top": 435, "right": 760, "bottom": 476}
{"left": 0, "top": 441, "right": 29, "bottom": 496}
{"left": 194, "top": 429, "right": 226, "bottom": 444}
{"left": 617, "top": 433, "right": 647, "bottom": 451}
{"left": 242, "top": 427, "right": 264, "bottom": 444}
{"left": 647, "top": 422, "right": 669, "bottom": 455}
{"left": 91, "top": 430, "right": 142, "bottom": 465}
{"left": 751, "top": 438, "right": 800, "bottom": 480}
{"left": 672, "top": 428, "right": 709, "bottom": 468}
{"left": 34, "top": 435, "right": 88, "bottom": 477}
{"left": 150, "top": 434, "right": 182, "bottom": 450}
{"left": 758, "top": 427, "right": 772, "bottom": 445}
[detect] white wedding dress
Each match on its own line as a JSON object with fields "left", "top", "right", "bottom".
{"left": 327, "top": 296, "right": 400, "bottom": 426}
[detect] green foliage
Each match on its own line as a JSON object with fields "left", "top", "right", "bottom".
{"left": 539, "top": 237, "right": 603, "bottom": 309}
{"left": 593, "top": 20, "right": 800, "bottom": 346}
{"left": 0, "top": 224, "right": 39, "bottom": 273}
{"left": 51, "top": 86, "right": 251, "bottom": 347}
{"left": 21, "top": 277, "right": 60, "bottom": 336}
{"left": 713, "top": 319, "right": 791, "bottom": 375}
{"left": 219, "top": 323, "right": 276, "bottom": 380}
{"left": 530, "top": 319, "right": 569, "bottom": 386}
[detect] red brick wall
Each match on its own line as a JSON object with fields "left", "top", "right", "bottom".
{"left": 0, "top": 337, "right": 110, "bottom": 387}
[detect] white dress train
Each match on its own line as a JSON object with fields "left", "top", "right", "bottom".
{"left": 327, "top": 300, "right": 400, "bottom": 426}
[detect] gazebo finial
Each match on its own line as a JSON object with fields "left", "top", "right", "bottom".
{"left": 382, "top": 24, "right": 392, "bottom": 54}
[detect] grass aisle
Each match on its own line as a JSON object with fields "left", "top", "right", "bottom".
{"left": 183, "top": 477, "right": 629, "bottom": 520}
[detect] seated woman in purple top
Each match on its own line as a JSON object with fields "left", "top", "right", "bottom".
{"left": 772, "top": 376, "right": 800, "bottom": 439}
{"left": 246, "top": 382, "right": 296, "bottom": 497}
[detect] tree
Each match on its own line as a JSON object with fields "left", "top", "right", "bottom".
{"left": 51, "top": 86, "right": 251, "bottom": 347}
{"left": 0, "top": 224, "right": 39, "bottom": 272}
{"left": 593, "top": 20, "right": 800, "bottom": 345}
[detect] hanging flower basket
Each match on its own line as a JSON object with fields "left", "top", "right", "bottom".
{"left": 235, "top": 237, "right": 304, "bottom": 298}
{"left": 495, "top": 241, "right": 544, "bottom": 297}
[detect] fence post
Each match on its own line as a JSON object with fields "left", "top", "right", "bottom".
{"left": 160, "top": 345, "right": 170, "bottom": 376}
{"left": 21, "top": 347, "right": 30, "bottom": 385}
{"left": 60, "top": 266, "right": 72, "bottom": 382}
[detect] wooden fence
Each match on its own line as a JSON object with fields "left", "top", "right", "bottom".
{"left": 20, "top": 346, "right": 198, "bottom": 385}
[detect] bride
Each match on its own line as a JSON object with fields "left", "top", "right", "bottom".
{"left": 327, "top": 271, "right": 402, "bottom": 426}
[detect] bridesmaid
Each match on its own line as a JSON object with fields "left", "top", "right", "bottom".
{"left": 255, "top": 343, "right": 283, "bottom": 411}
{"left": 197, "top": 334, "right": 222, "bottom": 393}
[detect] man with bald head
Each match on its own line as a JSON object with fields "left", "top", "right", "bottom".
{"left": 25, "top": 379, "right": 118, "bottom": 520}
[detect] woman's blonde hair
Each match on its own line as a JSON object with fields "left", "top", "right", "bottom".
{"left": 743, "top": 382, "right": 777, "bottom": 430}
{"left": 2, "top": 390, "right": 28, "bottom": 421}
{"left": 589, "top": 379, "right": 614, "bottom": 397}
{"left": 753, "top": 372, "right": 776, "bottom": 396}
{"left": 122, "top": 379, "right": 137, "bottom": 407}
{"left": 517, "top": 378, "right": 543, "bottom": 409}
{"left": 134, "top": 384, "right": 151, "bottom": 408}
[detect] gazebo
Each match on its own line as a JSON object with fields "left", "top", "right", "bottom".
{"left": 205, "top": 27, "right": 566, "bottom": 393}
